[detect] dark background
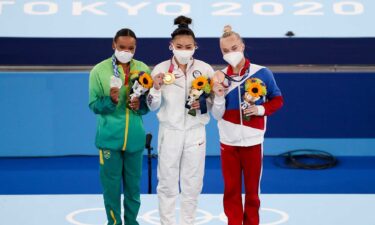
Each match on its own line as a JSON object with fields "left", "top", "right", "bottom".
{"left": 1, "top": 37, "right": 375, "bottom": 65}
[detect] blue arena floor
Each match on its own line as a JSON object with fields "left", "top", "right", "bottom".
{"left": 1, "top": 156, "right": 375, "bottom": 225}
{"left": 0, "top": 156, "right": 374, "bottom": 194}
{"left": 1, "top": 194, "right": 375, "bottom": 225}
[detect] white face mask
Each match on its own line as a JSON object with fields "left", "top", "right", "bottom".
{"left": 115, "top": 49, "right": 134, "bottom": 63}
{"left": 223, "top": 51, "right": 244, "bottom": 68}
{"left": 173, "top": 47, "right": 195, "bottom": 65}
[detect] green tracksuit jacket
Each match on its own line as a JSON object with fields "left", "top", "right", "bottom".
{"left": 89, "top": 57, "right": 150, "bottom": 152}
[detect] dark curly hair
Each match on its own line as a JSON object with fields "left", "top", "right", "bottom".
{"left": 171, "top": 15, "right": 195, "bottom": 40}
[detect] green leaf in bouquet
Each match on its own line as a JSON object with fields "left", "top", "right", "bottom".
{"left": 188, "top": 109, "right": 197, "bottom": 116}
{"left": 129, "top": 72, "right": 139, "bottom": 81}
{"left": 203, "top": 83, "right": 211, "bottom": 94}
{"left": 244, "top": 81, "right": 250, "bottom": 91}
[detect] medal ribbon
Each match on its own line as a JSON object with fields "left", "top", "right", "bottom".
{"left": 112, "top": 55, "right": 120, "bottom": 78}
{"left": 224, "top": 67, "right": 250, "bottom": 83}
{"left": 168, "top": 61, "right": 174, "bottom": 73}
{"left": 112, "top": 54, "right": 130, "bottom": 85}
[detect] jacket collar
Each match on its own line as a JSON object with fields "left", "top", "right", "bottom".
{"left": 226, "top": 58, "right": 250, "bottom": 76}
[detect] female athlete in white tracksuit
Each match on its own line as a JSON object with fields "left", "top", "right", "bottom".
{"left": 146, "top": 16, "right": 215, "bottom": 225}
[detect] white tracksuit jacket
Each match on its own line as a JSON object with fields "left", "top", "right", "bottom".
{"left": 147, "top": 57, "right": 214, "bottom": 225}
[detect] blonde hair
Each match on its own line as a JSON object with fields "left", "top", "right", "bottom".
{"left": 221, "top": 25, "right": 243, "bottom": 42}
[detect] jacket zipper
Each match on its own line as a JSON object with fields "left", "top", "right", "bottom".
{"left": 184, "top": 68, "right": 188, "bottom": 129}
{"left": 238, "top": 85, "right": 244, "bottom": 145}
{"left": 238, "top": 85, "right": 243, "bottom": 126}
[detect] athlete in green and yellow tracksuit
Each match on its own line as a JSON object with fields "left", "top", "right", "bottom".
{"left": 89, "top": 28, "right": 150, "bottom": 225}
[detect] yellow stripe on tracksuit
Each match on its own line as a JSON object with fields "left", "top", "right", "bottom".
{"left": 122, "top": 108, "right": 130, "bottom": 151}
{"left": 99, "top": 149, "right": 104, "bottom": 165}
{"left": 110, "top": 210, "right": 117, "bottom": 225}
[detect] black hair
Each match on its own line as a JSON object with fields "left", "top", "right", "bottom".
{"left": 171, "top": 15, "right": 195, "bottom": 40}
{"left": 114, "top": 28, "right": 137, "bottom": 42}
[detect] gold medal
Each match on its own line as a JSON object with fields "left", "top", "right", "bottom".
{"left": 163, "top": 72, "right": 175, "bottom": 85}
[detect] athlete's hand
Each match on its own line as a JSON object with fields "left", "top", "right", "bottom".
{"left": 153, "top": 73, "right": 164, "bottom": 90}
{"left": 129, "top": 97, "right": 140, "bottom": 110}
{"left": 191, "top": 101, "right": 200, "bottom": 110}
{"left": 110, "top": 87, "right": 120, "bottom": 104}
{"left": 213, "top": 70, "right": 225, "bottom": 84}
{"left": 212, "top": 83, "right": 225, "bottom": 97}
{"left": 243, "top": 105, "right": 258, "bottom": 116}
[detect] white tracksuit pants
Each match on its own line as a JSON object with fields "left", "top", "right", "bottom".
{"left": 157, "top": 125, "right": 206, "bottom": 225}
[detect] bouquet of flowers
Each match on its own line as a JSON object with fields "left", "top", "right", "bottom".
{"left": 129, "top": 71, "right": 153, "bottom": 101}
{"left": 241, "top": 78, "right": 267, "bottom": 120}
{"left": 186, "top": 76, "right": 211, "bottom": 116}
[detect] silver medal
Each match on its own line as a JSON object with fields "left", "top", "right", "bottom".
{"left": 110, "top": 76, "right": 123, "bottom": 89}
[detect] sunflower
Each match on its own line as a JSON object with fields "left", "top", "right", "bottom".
{"left": 245, "top": 78, "right": 267, "bottom": 98}
{"left": 139, "top": 73, "right": 153, "bottom": 89}
{"left": 192, "top": 76, "right": 208, "bottom": 90}
{"left": 247, "top": 82, "right": 263, "bottom": 98}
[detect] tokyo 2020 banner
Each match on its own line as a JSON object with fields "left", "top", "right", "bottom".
{"left": 0, "top": 0, "right": 374, "bottom": 38}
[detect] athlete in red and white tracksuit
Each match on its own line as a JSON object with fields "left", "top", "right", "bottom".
{"left": 212, "top": 58, "right": 283, "bottom": 225}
